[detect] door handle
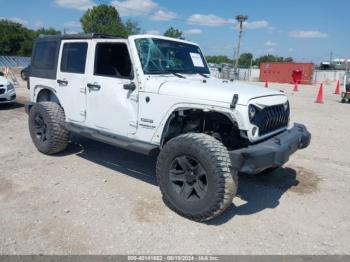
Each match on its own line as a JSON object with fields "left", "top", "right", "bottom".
{"left": 87, "top": 83, "right": 101, "bottom": 92}
{"left": 57, "top": 79, "right": 68, "bottom": 86}
{"left": 123, "top": 82, "right": 136, "bottom": 91}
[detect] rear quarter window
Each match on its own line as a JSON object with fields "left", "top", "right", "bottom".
{"left": 32, "top": 41, "right": 58, "bottom": 70}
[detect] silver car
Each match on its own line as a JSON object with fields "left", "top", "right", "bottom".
{"left": 0, "top": 75, "right": 16, "bottom": 104}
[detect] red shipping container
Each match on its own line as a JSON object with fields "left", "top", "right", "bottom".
{"left": 260, "top": 62, "right": 314, "bottom": 84}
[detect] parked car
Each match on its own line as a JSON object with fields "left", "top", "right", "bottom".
{"left": 21, "top": 65, "right": 30, "bottom": 81}
{"left": 0, "top": 75, "right": 16, "bottom": 104}
{"left": 25, "top": 34, "right": 311, "bottom": 222}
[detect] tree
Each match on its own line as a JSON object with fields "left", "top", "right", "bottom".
{"left": 164, "top": 27, "right": 184, "bottom": 39}
{"left": 124, "top": 19, "right": 142, "bottom": 35}
{"left": 238, "top": 53, "right": 253, "bottom": 68}
{"left": 0, "top": 20, "right": 33, "bottom": 56}
{"left": 35, "top": 27, "right": 61, "bottom": 36}
{"left": 0, "top": 19, "right": 62, "bottom": 56}
{"left": 80, "top": 4, "right": 128, "bottom": 37}
{"left": 254, "top": 55, "right": 294, "bottom": 66}
{"left": 284, "top": 57, "right": 294, "bottom": 62}
{"left": 205, "top": 55, "right": 233, "bottom": 64}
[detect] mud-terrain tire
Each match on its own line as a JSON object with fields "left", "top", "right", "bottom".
{"left": 29, "top": 102, "right": 69, "bottom": 155}
{"left": 21, "top": 71, "right": 26, "bottom": 81}
{"left": 156, "top": 133, "right": 238, "bottom": 222}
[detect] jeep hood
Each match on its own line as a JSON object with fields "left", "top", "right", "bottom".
{"left": 144, "top": 77, "right": 285, "bottom": 106}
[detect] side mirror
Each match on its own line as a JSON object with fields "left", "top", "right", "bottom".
{"left": 123, "top": 82, "right": 136, "bottom": 91}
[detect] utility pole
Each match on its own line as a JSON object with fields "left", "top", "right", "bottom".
{"left": 234, "top": 15, "right": 248, "bottom": 79}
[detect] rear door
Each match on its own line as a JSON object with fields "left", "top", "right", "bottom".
{"left": 56, "top": 40, "right": 90, "bottom": 123}
{"left": 86, "top": 39, "right": 138, "bottom": 136}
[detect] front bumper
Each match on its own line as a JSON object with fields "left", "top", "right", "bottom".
{"left": 229, "top": 123, "right": 311, "bottom": 174}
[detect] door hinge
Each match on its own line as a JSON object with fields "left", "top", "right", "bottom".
{"left": 129, "top": 120, "right": 138, "bottom": 128}
{"left": 80, "top": 86, "right": 87, "bottom": 94}
{"left": 80, "top": 110, "right": 86, "bottom": 117}
{"left": 129, "top": 93, "right": 138, "bottom": 102}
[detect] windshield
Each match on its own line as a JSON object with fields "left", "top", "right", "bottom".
{"left": 135, "top": 38, "right": 210, "bottom": 75}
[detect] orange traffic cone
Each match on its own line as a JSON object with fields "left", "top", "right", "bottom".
{"left": 293, "top": 82, "right": 299, "bottom": 92}
{"left": 334, "top": 80, "right": 340, "bottom": 95}
{"left": 265, "top": 81, "right": 269, "bottom": 88}
{"left": 315, "top": 83, "right": 324, "bottom": 104}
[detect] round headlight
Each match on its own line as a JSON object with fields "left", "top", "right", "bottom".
{"left": 248, "top": 105, "right": 257, "bottom": 120}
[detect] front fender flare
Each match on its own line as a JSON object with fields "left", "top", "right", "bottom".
{"left": 150, "top": 102, "right": 245, "bottom": 145}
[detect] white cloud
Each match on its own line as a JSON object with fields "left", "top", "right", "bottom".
{"left": 146, "top": 30, "right": 161, "bottom": 35}
{"left": 54, "top": 0, "right": 95, "bottom": 10}
{"left": 289, "top": 30, "right": 328, "bottom": 38}
{"left": 150, "top": 10, "right": 177, "bottom": 21}
{"left": 112, "top": 0, "right": 158, "bottom": 17}
{"left": 236, "top": 20, "right": 269, "bottom": 30}
{"left": 265, "top": 41, "right": 277, "bottom": 46}
{"left": 184, "top": 29, "right": 202, "bottom": 35}
{"left": 187, "top": 14, "right": 234, "bottom": 27}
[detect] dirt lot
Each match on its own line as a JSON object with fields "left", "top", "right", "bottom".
{"left": 0, "top": 79, "right": 350, "bottom": 255}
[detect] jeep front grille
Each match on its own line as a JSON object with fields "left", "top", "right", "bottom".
{"left": 251, "top": 104, "right": 290, "bottom": 136}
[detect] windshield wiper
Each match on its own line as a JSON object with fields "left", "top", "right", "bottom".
{"left": 167, "top": 71, "right": 186, "bottom": 79}
{"left": 147, "top": 70, "right": 186, "bottom": 79}
{"left": 197, "top": 73, "right": 210, "bottom": 78}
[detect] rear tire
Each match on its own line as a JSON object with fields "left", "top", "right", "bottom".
{"left": 29, "top": 102, "right": 69, "bottom": 155}
{"left": 21, "top": 71, "right": 26, "bottom": 81}
{"left": 156, "top": 133, "right": 238, "bottom": 222}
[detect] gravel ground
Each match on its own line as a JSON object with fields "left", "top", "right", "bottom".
{"left": 0, "top": 79, "right": 349, "bottom": 255}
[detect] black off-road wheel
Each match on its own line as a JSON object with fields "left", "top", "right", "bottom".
{"left": 156, "top": 133, "right": 238, "bottom": 222}
{"left": 29, "top": 102, "right": 69, "bottom": 155}
{"left": 21, "top": 71, "right": 26, "bottom": 81}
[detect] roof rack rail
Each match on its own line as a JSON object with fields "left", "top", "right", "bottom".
{"left": 38, "top": 33, "right": 125, "bottom": 40}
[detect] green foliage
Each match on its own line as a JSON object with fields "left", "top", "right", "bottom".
{"left": 35, "top": 27, "right": 61, "bottom": 36}
{"left": 80, "top": 4, "right": 128, "bottom": 37}
{"left": 164, "top": 27, "right": 184, "bottom": 39}
{"left": 238, "top": 53, "right": 253, "bottom": 68}
{"left": 205, "top": 55, "right": 233, "bottom": 64}
{"left": 0, "top": 20, "right": 61, "bottom": 56}
{"left": 206, "top": 53, "right": 295, "bottom": 68}
{"left": 254, "top": 55, "right": 294, "bottom": 66}
{"left": 125, "top": 19, "right": 142, "bottom": 35}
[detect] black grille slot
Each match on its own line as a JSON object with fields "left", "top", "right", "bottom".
{"left": 251, "top": 104, "right": 289, "bottom": 136}
{"left": 0, "top": 88, "right": 5, "bottom": 95}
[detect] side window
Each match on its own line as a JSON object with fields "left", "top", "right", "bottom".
{"left": 60, "top": 42, "right": 88, "bottom": 74}
{"left": 32, "top": 41, "right": 58, "bottom": 70}
{"left": 94, "top": 43, "right": 133, "bottom": 79}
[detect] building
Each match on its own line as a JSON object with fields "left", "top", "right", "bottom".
{"left": 260, "top": 62, "right": 314, "bottom": 84}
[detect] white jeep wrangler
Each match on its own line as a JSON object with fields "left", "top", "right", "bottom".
{"left": 26, "top": 34, "right": 311, "bottom": 222}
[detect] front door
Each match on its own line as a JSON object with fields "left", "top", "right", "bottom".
{"left": 86, "top": 40, "right": 138, "bottom": 137}
{"left": 56, "top": 40, "right": 90, "bottom": 123}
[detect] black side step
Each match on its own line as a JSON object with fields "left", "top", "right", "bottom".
{"left": 64, "top": 123, "right": 159, "bottom": 156}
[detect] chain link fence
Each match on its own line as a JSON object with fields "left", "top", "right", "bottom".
{"left": 0, "top": 56, "right": 31, "bottom": 68}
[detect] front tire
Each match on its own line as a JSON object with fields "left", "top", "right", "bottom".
{"left": 156, "top": 133, "right": 238, "bottom": 222}
{"left": 29, "top": 102, "right": 69, "bottom": 155}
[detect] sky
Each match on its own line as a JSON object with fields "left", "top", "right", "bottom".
{"left": 0, "top": 0, "right": 349, "bottom": 63}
